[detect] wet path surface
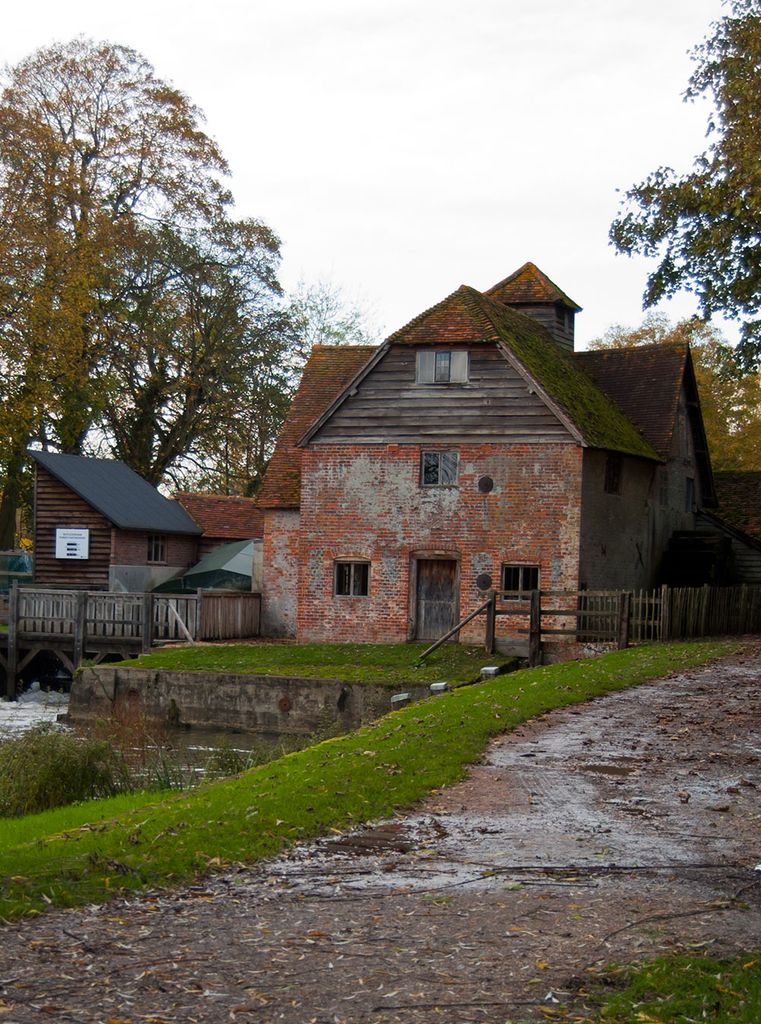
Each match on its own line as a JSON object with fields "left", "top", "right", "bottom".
{"left": 1, "top": 650, "right": 760, "bottom": 1022}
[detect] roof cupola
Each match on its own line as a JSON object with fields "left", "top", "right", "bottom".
{"left": 485, "top": 262, "right": 581, "bottom": 352}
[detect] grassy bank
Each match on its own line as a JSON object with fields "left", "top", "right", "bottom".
{"left": 114, "top": 640, "right": 498, "bottom": 686}
{"left": 572, "top": 953, "right": 761, "bottom": 1022}
{"left": 0, "top": 640, "right": 735, "bottom": 921}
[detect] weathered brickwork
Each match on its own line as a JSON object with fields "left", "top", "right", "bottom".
{"left": 294, "top": 442, "right": 583, "bottom": 643}
{"left": 262, "top": 509, "right": 301, "bottom": 637}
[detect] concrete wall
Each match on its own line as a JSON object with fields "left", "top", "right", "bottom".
{"left": 71, "top": 666, "right": 430, "bottom": 736}
{"left": 261, "top": 509, "right": 300, "bottom": 637}
{"left": 294, "top": 441, "right": 583, "bottom": 643}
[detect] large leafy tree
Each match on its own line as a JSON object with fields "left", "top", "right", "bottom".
{"left": 0, "top": 38, "right": 284, "bottom": 545}
{"left": 590, "top": 313, "right": 761, "bottom": 470}
{"left": 610, "top": 0, "right": 761, "bottom": 362}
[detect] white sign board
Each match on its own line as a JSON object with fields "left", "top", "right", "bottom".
{"left": 55, "top": 528, "right": 90, "bottom": 560}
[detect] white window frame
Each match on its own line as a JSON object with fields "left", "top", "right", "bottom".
{"left": 420, "top": 450, "right": 459, "bottom": 487}
{"left": 416, "top": 350, "right": 469, "bottom": 384}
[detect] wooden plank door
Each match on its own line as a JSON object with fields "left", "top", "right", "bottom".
{"left": 416, "top": 559, "right": 458, "bottom": 640}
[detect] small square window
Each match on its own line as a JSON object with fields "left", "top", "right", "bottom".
{"left": 421, "top": 450, "right": 459, "bottom": 486}
{"left": 501, "top": 563, "right": 539, "bottom": 598}
{"left": 335, "top": 561, "right": 369, "bottom": 596}
{"left": 147, "top": 534, "right": 167, "bottom": 564}
{"left": 604, "top": 454, "right": 622, "bottom": 495}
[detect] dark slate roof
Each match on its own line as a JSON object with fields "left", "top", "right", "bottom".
{"left": 175, "top": 493, "right": 263, "bottom": 540}
{"left": 257, "top": 345, "right": 377, "bottom": 509}
{"left": 31, "top": 451, "right": 202, "bottom": 535}
{"left": 577, "top": 345, "right": 689, "bottom": 459}
{"left": 485, "top": 261, "right": 582, "bottom": 311}
{"left": 713, "top": 471, "right": 761, "bottom": 541}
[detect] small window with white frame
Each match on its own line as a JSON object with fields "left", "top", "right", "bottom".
{"left": 416, "top": 350, "right": 468, "bottom": 384}
{"left": 421, "top": 450, "right": 459, "bottom": 487}
{"left": 501, "top": 563, "right": 539, "bottom": 598}
{"left": 334, "top": 560, "right": 370, "bottom": 597}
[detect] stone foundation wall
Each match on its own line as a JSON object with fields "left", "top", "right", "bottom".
{"left": 71, "top": 666, "right": 430, "bottom": 736}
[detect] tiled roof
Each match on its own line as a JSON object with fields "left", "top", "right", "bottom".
{"left": 258, "top": 345, "right": 377, "bottom": 509}
{"left": 485, "top": 262, "right": 581, "bottom": 311}
{"left": 384, "top": 285, "right": 656, "bottom": 459}
{"left": 30, "top": 451, "right": 202, "bottom": 535}
{"left": 713, "top": 472, "right": 761, "bottom": 541}
{"left": 577, "top": 345, "right": 689, "bottom": 458}
{"left": 175, "top": 493, "right": 263, "bottom": 540}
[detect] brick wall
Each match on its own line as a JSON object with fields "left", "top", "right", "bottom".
{"left": 111, "top": 530, "right": 198, "bottom": 568}
{"left": 262, "top": 509, "right": 300, "bottom": 637}
{"left": 293, "top": 442, "right": 583, "bottom": 643}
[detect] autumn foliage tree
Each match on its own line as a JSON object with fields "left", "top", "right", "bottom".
{"left": 0, "top": 39, "right": 287, "bottom": 545}
{"left": 610, "top": 0, "right": 761, "bottom": 361}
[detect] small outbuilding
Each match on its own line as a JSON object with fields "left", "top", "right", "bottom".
{"left": 30, "top": 451, "right": 202, "bottom": 592}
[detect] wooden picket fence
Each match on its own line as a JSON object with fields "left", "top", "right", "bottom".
{"left": 425, "top": 583, "right": 761, "bottom": 667}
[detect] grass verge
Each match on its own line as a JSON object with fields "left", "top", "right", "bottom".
{"left": 571, "top": 952, "right": 761, "bottom": 1022}
{"left": 114, "top": 640, "right": 500, "bottom": 686}
{"left": 0, "top": 640, "right": 735, "bottom": 922}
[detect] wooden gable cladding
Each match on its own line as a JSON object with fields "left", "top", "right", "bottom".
{"left": 33, "top": 467, "right": 113, "bottom": 587}
{"left": 311, "top": 345, "right": 575, "bottom": 444}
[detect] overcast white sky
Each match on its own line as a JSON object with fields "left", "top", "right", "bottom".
{"left": 3, "top": 1, "right": 732, "bottom": 347}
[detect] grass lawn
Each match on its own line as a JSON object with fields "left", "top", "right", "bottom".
{"left": 115, "top": 640, "right": 502, "bottom": 686}
{"left": 0, "top": 639, "right": 736, "bottom": 921}
{"left": 572, "top": 953, "right": 761, "bottom": 1023}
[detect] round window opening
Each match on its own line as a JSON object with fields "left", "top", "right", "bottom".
{"left": 476, "top": 572, "right": 493, "bottom": 591}
{"left": 478, "top": 475, "right": 494, "bottom": 493}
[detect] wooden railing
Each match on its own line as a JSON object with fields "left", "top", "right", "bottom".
{"left": 450, "top": 584, "right": 761, "bottom": 667}
{"left": 1, "top": 586, "right": 262, "bottom": 698}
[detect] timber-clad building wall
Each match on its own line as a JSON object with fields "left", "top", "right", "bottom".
{"left": 313, "top": 348, "right": 573, "bottom": 444}
{"left": 34, "top": 467, "right": 113, "bottom": 587}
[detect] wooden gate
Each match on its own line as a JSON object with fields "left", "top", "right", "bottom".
{"left": 415, "top": 559, "right": 458, "bottom": 640}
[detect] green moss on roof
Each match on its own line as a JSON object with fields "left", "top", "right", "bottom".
{"left": 365, "top": 283, "right": 657, "bottom": 459}
{"left": 437, "top": 287, "right": 658, "bottom": 460}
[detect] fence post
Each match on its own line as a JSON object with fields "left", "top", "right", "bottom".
{"left": 617, "top": 591, "right": 631, "bottom": 650}
{"left": 699, "top": 583, "right": 710, "bottom": 637}
{"left": 528, "top": 589, "right": 541, "bottom": 667}
{"left": 6, "top": 582, "right": 19, "bottom": 699}
{"left": 141, "top": 592, "right": 154, "bottom": 653}
{"left": 484, "top": 591, "right": 496, "bottom": 654}
{"left": 72, "top": 590, "right": 87, "bottom": 668}
{"left": 660, "top": 584, "right": 670, "bottom": 641}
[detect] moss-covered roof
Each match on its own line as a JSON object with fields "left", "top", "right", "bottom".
{"left": 578, "top": 345, "right": 689, "bottom": 459}
{"left": 386, "top": 284, "right": 658, "bottom": 460}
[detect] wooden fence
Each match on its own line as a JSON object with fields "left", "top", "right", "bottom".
{"left": 0, "top": 586, "right": 261, "bottom": 698}
{"left": 424, "top": 584, "right": 761, "bottom": 667}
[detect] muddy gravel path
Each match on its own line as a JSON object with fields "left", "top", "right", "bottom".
{"left": 1, "top": 648, "right": 760, "bottom": 1023}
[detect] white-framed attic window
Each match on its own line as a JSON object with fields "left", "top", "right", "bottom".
{"left": 416, "top": 350, "right": 469, "bottom": 384}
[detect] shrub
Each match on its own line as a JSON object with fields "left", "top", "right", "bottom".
{"left": 0, "top": 725, "right": 133, "bottom": 816}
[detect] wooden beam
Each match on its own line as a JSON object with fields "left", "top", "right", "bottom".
{"left": 6, "top": 583, "right": 18, "bottom": 699}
